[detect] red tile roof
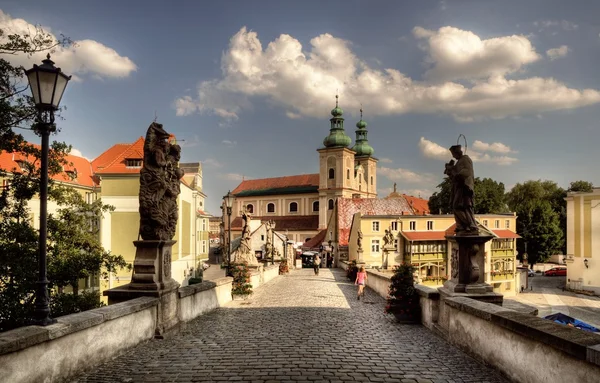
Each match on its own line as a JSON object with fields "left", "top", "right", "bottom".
{"left": 401, "top": 231, "right": 447, "bottom": 241}
{"left": 232, "top": 174, "right": 319, "bottom": 197}
{"left": 403, "top": 195, "right": 430, "bottom": 215}
{"left": 93, "top": 137, "right": 145, "bottom": 175}
{"left": 337, "top": 198, "right": 414, "bottom": 246}
{"left": 303, "top": 229, "right": 328, "bottom": 249}
{"left": 492, "top": 230, "right": 521, "bottom": 239}
{"left": 230, "top": 215, "right": 319, "bottom": 231}
{"left": 0, "top": 145, "right": 97, "bottom": 188}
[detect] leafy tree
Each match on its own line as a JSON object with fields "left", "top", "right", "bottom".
{"left": 506, "top": 180, "right": 566, "bottom": 264}
{"left": 568, "top": 180, "right": 593, "bottom": 193}
{"left": 428, "top": 177, "right": 507, "bottom": 215}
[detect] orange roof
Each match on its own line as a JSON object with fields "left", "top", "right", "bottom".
{"left": 0, "top": 145, "right": 97, "bottom": 188}
{"left": 403, "top": 195, "right": 430, "bottom": 215}
{"left": 401, "top": 231, "right": 447, "bottom": 241}
{"left": 303, "top": 229, "right": 328, "bottom": 249}
{"left": 492, "top": 230, "right": 521, "bottom": 239}
{"left": 230, "top": 215, "right": 318, "bottom": 231}
{"left": 93, "top": 137, "right": 145, "bottom": 175}
{"left": 232, "top": 174, "right": 319, "bottom": 196}
{"left": 337, "top": 198, "right": 414, "bottom": 246}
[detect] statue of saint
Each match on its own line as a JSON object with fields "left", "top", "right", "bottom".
{"left": 239, "top": 208, "right": 252, "bottom": 254}
{"left": 383, "top": 229, "right": 394, "bottom": 247}
{"left": 357, "top": 230, "right": 363, "bottom": 249}
{"left": 445, "top": 145, "right": 478, "bottom": 234}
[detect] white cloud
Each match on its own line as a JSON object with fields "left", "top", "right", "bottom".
{"left": 0, "top": 10, "right": 136, "bottom": 80}
{"left": 221, "top": 140, "right": 237, "bottom": 147}
{"left": 535, "top": 20, "right": 578, "bottom": 32}
{"left": 286, "top": 111, "right": 302, "bottom": 119}
{"left": 379, "top": 157, "right": 393, "bottom": 164}
{"left": 174, "top": 26, "right": 600, "bottom": 123}
{"left": 68, "top": 148, "right": 90, "bottom": 160}
{"left": 219, "top": 173, "right": 248, "bottom": 181}
{"left": 378, "top": 166, "right": 434, "bottom": 184}
{"left": 472, "top": 140, "right": 513, "bottom": 153}
{"left": 413, "top": 26, "right": 540, "bottom": 81}
{"left": 419, "top": 137, "right": 448, "bottom": 161}
{"left": 202, "top": 158, "right": 223, "bottom": 168}
{"left": 419, "top": 137, "right": 518, "bottom": 165}
{"left": 546, "top": 45, "right": 569, "bottom": 61}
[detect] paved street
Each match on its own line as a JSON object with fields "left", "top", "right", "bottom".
{"left": 71, "top": 269, "right": 507, "bottom": 383}
{"left": 506, "top": 274, "right": 600, "bottom": 329}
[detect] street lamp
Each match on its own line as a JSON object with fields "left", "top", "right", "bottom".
{"left": 271, "top": 221, "right": 276, "bottom": 265}
{"left": 223, "top": 190, "right": 234, "bottom": 277}
{"left": 25, "top": 54, "right": 71, "bottom": 326}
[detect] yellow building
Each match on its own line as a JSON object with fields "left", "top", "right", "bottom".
{"left": 565, "top": 189, "right": 600, "bottom": 294}
{"left": 93, "top": 138, "right": 209, "bottom": 293}
{"left": 343, "top": 208, "right": 520, "bottom": 296}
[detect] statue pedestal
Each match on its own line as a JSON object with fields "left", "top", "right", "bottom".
{"left": 382, "top": 246, "right": 394, "bottom": 269}
{"left": 104, "top": 240, "right": 180, "bottom": 337}
{"left": 442, "top": 234, "right": 495, "bottom": 294}
{"left": 356, "top": 248, "right": 364, "bottom": 265}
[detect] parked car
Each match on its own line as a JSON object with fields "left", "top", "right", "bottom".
{"left": 527, "top": 269, "right": 535, "bottom": 277}
{"left": 544, "top": 267, "right": 567, "bottom": 276}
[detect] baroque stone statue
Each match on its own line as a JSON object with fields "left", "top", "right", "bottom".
{"left": 444, "top": 144, "right": 478, "bottom": 235}
{"left": 357, "top": 229, "right": 363, "bottom": 250}
{"left": 138, "top": 122, "right": 184, "bottom": 240}
{"left": 383, "top": 229, "right": 394, "bottom": 247}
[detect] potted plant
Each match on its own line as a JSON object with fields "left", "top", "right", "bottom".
{"left": 231, "top": 262, "right": 253, "bottom": 299}
{"left": 279, "top": 259, "right": 289, "bottom": 274}
{"left": 385, "top": 263, "right": 420, "bottom": 324}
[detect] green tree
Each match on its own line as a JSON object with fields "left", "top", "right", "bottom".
{"left": 428, "top": 177, "right": 507, "bottom": 215}
{"left": 568, "top": 180, "right": 593, "bottom": 193}
{"left": 506, "top": 180, "right": 566, "bottom": 264}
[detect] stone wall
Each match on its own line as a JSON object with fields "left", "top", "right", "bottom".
{"left": 0, "top": 297, "right": 157, "bottom": 383}
{"left": 178, "top": 277, "right": 233, "bottom": 322}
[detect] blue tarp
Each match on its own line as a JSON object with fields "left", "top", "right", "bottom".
{"left": 543, "top": 312, "right": 600, "bottom": 333}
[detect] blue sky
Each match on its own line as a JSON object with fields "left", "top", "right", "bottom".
{"left": 3, "top": 0, "right": 600, "bottom": 214}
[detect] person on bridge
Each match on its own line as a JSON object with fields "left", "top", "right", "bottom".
{"left": 355, "top": 266, "right": 367, "bottom": 300}
{"left": 313, "top": 254, "right": 321, "bottom": 275}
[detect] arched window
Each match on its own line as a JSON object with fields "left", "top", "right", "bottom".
{"left": 328, "top": 199, "right": 334, "bottom": 210}
{"left": 346, "top": 169, "right": 350, "bottom": 179}
{"left": 328, "top": 168, "right": 335, "bottom": 179}
{"left": 246, "top": 204, "right": 253, "bottom": 213}
{"left": 289, "top": 202, "right": 298, "bottom": 212}
{"left": 371, "top": 176, "right": 373, "bottom": 185}
{"left": 312, "top": 201, "right": 319, "bottom": 212}
{"left": 267, "top": 203, "right": 275, "bottom": 213}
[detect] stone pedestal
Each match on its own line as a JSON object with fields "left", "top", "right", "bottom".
{"left": 357, "top": 248, "right": 365, "bottom": 265}
{"left": 443, "top": 234, "right": 494, "bottom": 294}
{"left": 382, "top": 246, "right": 394, "bottom": 269}
{"left": 104, "top": 240, "right": 180, "bottom": 338}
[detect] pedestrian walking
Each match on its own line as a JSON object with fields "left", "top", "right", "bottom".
{"left": 327, "top": 254, "right": 332, "bottom": 268}
{"left": 313, "top": 254, "right": 321, "bottom": 275}
{"left": 355, "top": 266, "right": 367, "bottom": 300}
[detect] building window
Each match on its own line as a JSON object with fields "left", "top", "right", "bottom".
{"left": 347, "top": 169, "right": 350, "bottom": 179}
{"left": 267, "top": 203, "right": 275, "bottom": 213}
{"left": 505, "top": 220, "right": 510, "bottom": 229}
{"left": 328, "top": 199, "right": 334, "bottom": 210}
{"left": 125, "top": 159, "right": 142, "bottom": 168}
{"left": 372, "top": 221, "right": 380, "bottom": 232}
{"left": 371, "top": 240, "right": 380, "bottom": 253}
{"left": 409, "top": 221, "right": 416, "bottom": 231}
{"left": 246, "top": 204, "right": 254, "bottom": 213}
{"left": 494, "top": 220, "right": 500, "bottom": 229}
{"left": 202, "top": 241, "right": 207, "bottom": 254}
{"left": 394, "top": 238, "right": 399, "bottom": 251}
{"left": 202, "top": 219, "right": 206, "bottom": 231}
{"left": 2, "top": 179, "right": 10, "bottom": 190}
{"left": 328, "top": 168, "right": 335, "bottom": 179}
{"left": 261, "top": 235, "right": 265, "bottom": 241}
{"left": 312, "top": 201, "right": 319, "bottom": 212}
{"left": 482, "top": 219, "right": 488, "bottom": 227}
{"left": 289, "top": 202, "right": 298, "bottom": 212}
{"left": 370, "top": 176, "right": 373, "bottom": 185}
{"left": 391, "top": 221, "right": 398, "bottom": 231}
{"left": 427, "top": 221, "right": 434, "bottom": 230}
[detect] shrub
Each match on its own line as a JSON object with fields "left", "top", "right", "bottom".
{"left": 385, "top": 263, "right": 420, "bottom": 321}
{"left": 231, "top": 262, "right": 253, "bottom": 296}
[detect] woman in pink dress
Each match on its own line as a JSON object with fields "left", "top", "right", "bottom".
{"left": 355, "top": 266, "right": 367, "bottom": 300}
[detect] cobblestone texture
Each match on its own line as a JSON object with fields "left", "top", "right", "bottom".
{"left": 70, "top": 269, "right": 507, "bottom": 383}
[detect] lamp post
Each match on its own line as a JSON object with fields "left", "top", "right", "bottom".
{"left": 271, "top": 221, "right": 276, "bottom": 265}
{"left": 223, "top": 191, "right": 234, "bottom": 277}
{"left": 25, "top": 54, "right": 71, "bottom": 326}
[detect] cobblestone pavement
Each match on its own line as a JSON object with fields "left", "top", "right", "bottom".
{"left": 70, "top": 269, "right": 507, "bottom": 383}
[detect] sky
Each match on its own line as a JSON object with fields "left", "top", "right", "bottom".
{"left": 2, "top": 0, "right": 600, "bottom": 215}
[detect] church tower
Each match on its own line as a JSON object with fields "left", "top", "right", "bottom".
{"left": 351, "top": 108, "right": 377, "bottom": 198}
{"left": 317, "top": 95, "right": 356, "bottom": 230}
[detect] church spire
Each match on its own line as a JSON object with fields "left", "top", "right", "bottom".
{"left": 323, "top": 93, "right": 351, "bottom": 148}
{"left": 351, "top": 106, "right": 374, "bottom": 157}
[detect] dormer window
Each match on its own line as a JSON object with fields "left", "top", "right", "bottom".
{"left": 126, "top": 159, "right": 143, "bottom": 168}
{"left": 66, "top": 169, "right": 77, "bottom": 180}
{"left": 15, "top": 160, "right": 29, "bottom": 173}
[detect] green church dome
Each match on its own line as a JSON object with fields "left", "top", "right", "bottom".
{"left": 352, "top": 109, "right": 374, "bottom": 157}
{"left": 331, "top": 106, "right": 343, "bottom": 117}
{"left": 323, "top": 131, "right": 352, "bottom": 148}
{"left": 356, "top": 119, "right": 367, "bottom": 129}
{"left": 352, "top": 141, "right": 374, "bottom": 157}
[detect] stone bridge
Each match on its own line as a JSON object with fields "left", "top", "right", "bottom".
{"left": 70, "top": 269, "right": 505, "bottom": 383}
